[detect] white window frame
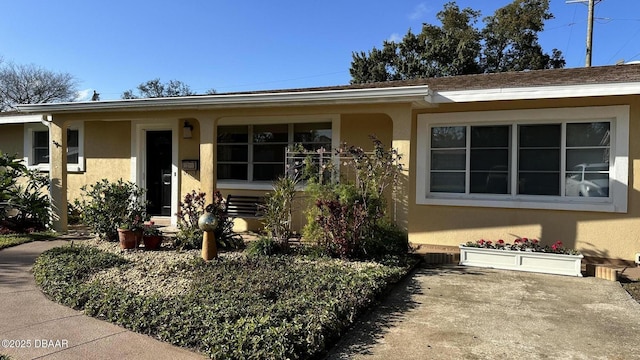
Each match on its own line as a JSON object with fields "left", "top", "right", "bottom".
{"left": 23, "top": 122, "right": 85, "bottom": 172}
{"left": 216, "top": 115, "right": 340, "bottom": 190}
{"left": 416, "top": 106, "right": 629, "bottom": 213}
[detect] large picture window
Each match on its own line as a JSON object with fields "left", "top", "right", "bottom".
{"left": 417, "top": 106, "right": 628, "bottom": 213}
{"left": 217, "top": 122, "right": 332, "bottom": 182}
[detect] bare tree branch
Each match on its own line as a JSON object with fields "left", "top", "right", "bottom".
{"left": 0, "top": 62, "right": 79, "bottom": 111}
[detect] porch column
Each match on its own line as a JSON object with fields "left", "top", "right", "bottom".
{"left": 199, "top": 117, "right": 217, "bottom": 204}
{"left": 49, "top": 117, "right": 68, "bottom": 232}
{"left": 388, "top": 106, "right": 413, "bottom": 232}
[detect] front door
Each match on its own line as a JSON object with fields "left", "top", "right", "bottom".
{"left": 146, "top": 131, "right": 172, "bottom": 216}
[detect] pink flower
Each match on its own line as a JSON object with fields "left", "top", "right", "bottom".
{"left": 532, "top": 239, "right": 539, "bottom": 244}
{"left": 497, "top": 239, "right": 505, "bottom": 244}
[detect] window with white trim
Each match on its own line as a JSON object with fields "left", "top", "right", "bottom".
{"left": 416, "top": 106, "right": 628, "bottom": 213}
{"left": 217, "top": 122, "right": 332, "bottom": 182}
{"left": 24, "top": 123, "right": 84, "bottom": 172}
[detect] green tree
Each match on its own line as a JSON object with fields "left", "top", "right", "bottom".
{"left": 122, "top": 78, "right": 198, "bottom": 99}
{"left": 350, "top": 0, "right": 564, "bottom": 83}
{"left": 482, "top": 0, "right": 565, "bottom": 72}
{"left": 0, "top": 62, "right": 78, "bottom": 111}
{"left": 351, "top": 3, "right": 480, "bottom": 83}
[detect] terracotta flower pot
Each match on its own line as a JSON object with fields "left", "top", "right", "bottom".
{"left": 118, "top": 228, "right": 140, "bottom": 249}
{"left": 142, "top": 235, "right": 163, "bottom": 250}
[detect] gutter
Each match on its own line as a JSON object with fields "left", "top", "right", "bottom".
{"left": 17, "top": 85, "right": 433, "bottom": 114}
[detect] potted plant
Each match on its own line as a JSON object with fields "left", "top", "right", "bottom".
{"left": 117, "top": 216, "right": 144, "bottom": 250}
{"left": 459, "top": 238, "right": 583, "bottom": 277}
{"left": 142, "top": 221, "right": 163, "bottom": 250}
{"left": 116, "top": 189, "right": 148, "bottom": 250}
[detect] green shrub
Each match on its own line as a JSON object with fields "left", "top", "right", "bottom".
{"left": 363, "top": 220, "right": 410, "bottom": 260}
{"left": 75, "top": 179, "right": 148, "bottom": 241}
{"left": 299, "top": 137, "right": 406, "bottom": 260}
{"left": 0, "top": 152, "right": 51, "bottom": 232}
{"left": 33, "top": 245, "right": 128, "bottom": 307}
{"left": 246, "top": 236, "right": 281, "bottom": 256}
{"left": 34, "top": 245, "right": 411, "bottom": 360}
{"left": 174, "top": 190, "right": 244, "bottom": 251}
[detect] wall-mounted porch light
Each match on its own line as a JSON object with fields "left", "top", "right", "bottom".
{"left": 183, "top": 121, "right": 193, "bottom": 139}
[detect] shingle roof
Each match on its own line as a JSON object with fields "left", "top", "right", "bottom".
{"left": 227, "top": 64, "right": 640, "bottom": 95}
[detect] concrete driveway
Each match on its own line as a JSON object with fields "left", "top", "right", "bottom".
{"left": 327, "top": 265, "right": 640, "bottom": 360}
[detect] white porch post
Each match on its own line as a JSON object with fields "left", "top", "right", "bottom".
{"left": 49, "top": 117, "right": 68, "bottom": 232}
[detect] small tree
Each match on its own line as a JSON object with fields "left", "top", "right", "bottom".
{"left": 262, "top": 176, "right": 298, "bottom": 249}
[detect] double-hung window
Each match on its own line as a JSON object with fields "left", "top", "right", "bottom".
{"left": 24, "top": 122, "right": 84, "bottom": 172}
{"left": 417, "top": 106, "right": 628, "bottom": 212}
{"left": 217, "top": 121, "right": 333, "bottom": 184}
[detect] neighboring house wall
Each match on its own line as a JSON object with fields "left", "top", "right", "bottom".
{"left": 409, "top": 96, "right": 640, "bottom": 261}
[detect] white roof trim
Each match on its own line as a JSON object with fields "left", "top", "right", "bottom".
{"left": 0, "top": 114, "right": 43, "bottom": 124}
{"left": 17, "top": 86, "right": 432, "bottom": 113}
{"left": 430, "top": 82, "right": 640, "bottom": 103}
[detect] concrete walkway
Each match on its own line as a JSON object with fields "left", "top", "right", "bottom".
{"left": 326, "top": 265, "right": 640, "bottom": 359}
{"left": 0, "top": 240, "right": 206, "bottom": 360}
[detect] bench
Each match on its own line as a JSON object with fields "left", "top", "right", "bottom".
{"left": 225, "top": 195, "right": 266, "bottom": 219}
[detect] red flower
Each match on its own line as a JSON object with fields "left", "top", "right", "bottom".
{"left": 497, "top": 239, "right": 505, "bottom": 244}
{"left": 532, "top": 239, "right": 539, "bottom": 244}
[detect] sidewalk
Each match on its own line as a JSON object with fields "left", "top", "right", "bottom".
{"left": 0, "top": 240, "right": 206, "bottom": 360}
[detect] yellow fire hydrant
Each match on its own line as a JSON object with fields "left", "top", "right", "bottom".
{"left": 198, "top": 206, "right": 218, "bottom": 260}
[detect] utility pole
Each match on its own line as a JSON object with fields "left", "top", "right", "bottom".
{"left": 566, "top": 0, "right": 601, "bottom": 67}
{"left": 585, "top": 0, "right": 595, "bottom": 66}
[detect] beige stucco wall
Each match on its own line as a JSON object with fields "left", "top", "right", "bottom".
{"left": 340, "top": 113, "right": 392, "bottom": 149}
{"left": 408, "top": 96, "right": 640, "bottom": 262}
{"left": 26, "top": 96, "right": 640, "bottom": 261}
{"left": 67, "top": 121, "right": 132, "bottom": 201}
{"left": 0, "top": 124, "right": 24, "bottom": 156}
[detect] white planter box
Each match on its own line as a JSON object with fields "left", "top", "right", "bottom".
{"left": 459, "top": 245, "right": 583, "bottom": 277}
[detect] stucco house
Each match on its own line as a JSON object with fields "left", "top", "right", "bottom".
{"left": 3, "top": 64, "right": 640, "bottom": 264}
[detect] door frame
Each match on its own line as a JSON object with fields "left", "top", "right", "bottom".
{"left": 131, "top": 120, "right": 179, "bottom": 226}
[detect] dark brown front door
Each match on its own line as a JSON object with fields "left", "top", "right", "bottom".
{"left": 146, "top": 131, "right": 172, "bottom": 216}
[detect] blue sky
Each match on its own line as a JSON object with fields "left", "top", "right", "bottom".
{"left": 1, "top": 0, "right": 639, "bottom": 100}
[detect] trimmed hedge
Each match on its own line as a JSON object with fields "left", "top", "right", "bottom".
{"left": 34, "top": 245, "right": 411, "bottom": 359}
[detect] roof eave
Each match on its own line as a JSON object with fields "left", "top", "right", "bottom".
{"left": 431, "top": 82, "right": 640, "bottom": 103}
{"left": 17, "top": 85, "right": 433, "bottom": 114}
